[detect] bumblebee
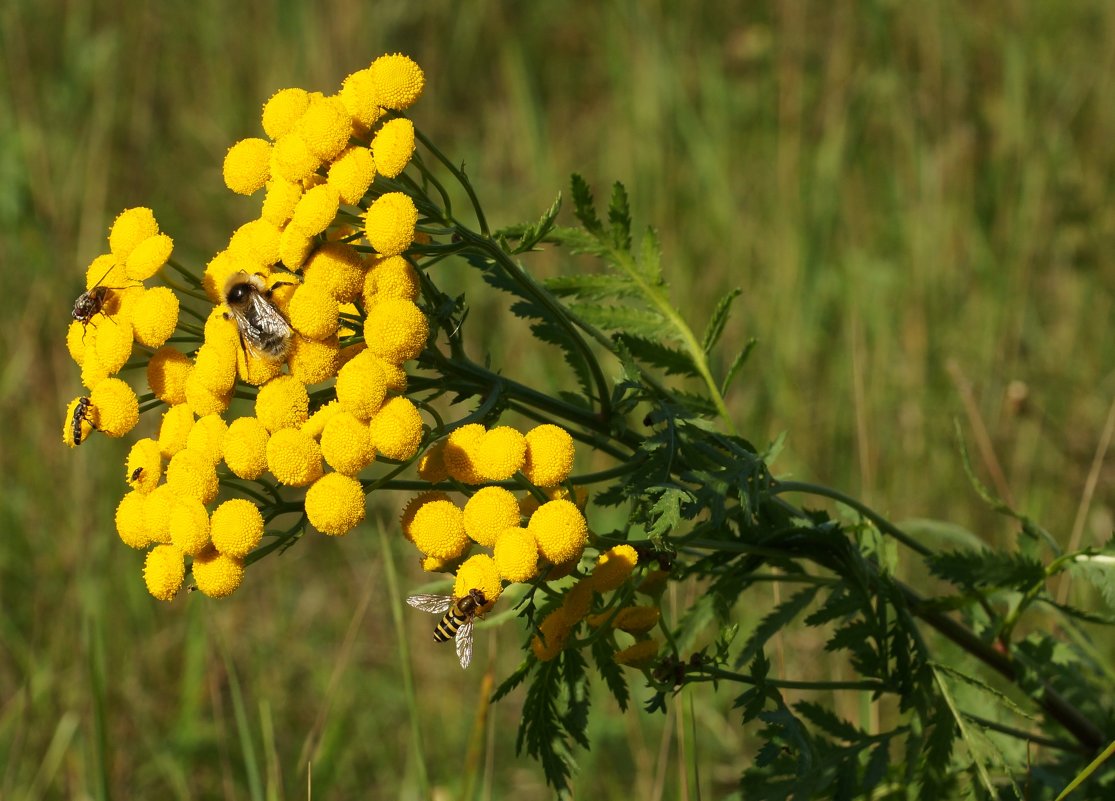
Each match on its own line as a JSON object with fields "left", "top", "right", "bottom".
{"left": 222, "top": 272, "right": 295, "bottom": 360}
{"left": 406, "top": 588, "right": 488, "bottom": 669}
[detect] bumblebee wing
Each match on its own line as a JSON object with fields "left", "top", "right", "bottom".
{"left": 454, "top": 618, "right": 475, "bottom": 669}
{"left": 248, "top": 291, "right": 293, "bottom": 336}
{"left": 407, "top": 594, "right": 453, "bottom": 615}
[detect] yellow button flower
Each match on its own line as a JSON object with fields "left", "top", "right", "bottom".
{"left": 421, "top": 553, "right": 456, "bottom": 573}
{"left": 144, "top": 544, "right": 185, "bottom": 602}
{"left": 209, "top": 499, "right": 264, "bottom": 558}
{"left": 369, "top": 53, "right": 425, "bottom": 110}
{"left": 339, "top": 68, "right": 384, "bottom": 128}
{"left": 115, "top": 490, "right": 149, "bottom": 549}
{"left": 130, "top": 287, "right": 179, "bottom": 348}
{"left": 364, "top": 192, "right": 417, "bottom": 257}
{"left": 400, "top": 490, "right": 451, "bottom": 541}
{"left": 125, "top": 438, "right": 162, "bottom": 493}
{"left": 236, "top": 346, "right": 284, "bottom": 386}
{"left": 261, "top": 178, "right": 303, "bottom": 226}
{"left": 327, "top": 145, "right": 375, "bottom": 205}
{"left": 89, "top": 377, "right": 139, "bottom": 438}
{"left": 271, "top": 131, "right": 319, "bottom": 183}
{"left": 147, "top": 346, "right": 190, "bottom": 405}
{"left": 363, "top": 298, "right": 428, "bottom": 365}
{"left": 184, "top": 368, "right": 232, "bottom": 417}
{"left": 266, "top": 427, "right": 324, "bottom": 486}
{"left": 453, "top": 553, "right": 502, "bottom": 609}
{"left": 255, "top": 374, "right": 310, "bottom": 431}
{"left": 321, "top": 411, "right": 375, "bottom": 475}
{"left": 66, "top": 320, "right": 87, "bottom": 366}
{"left": 463, "top": 486, "right": 521, "bottom": 547}
{"left": 109, "top": 207, "right": 159, "bottom": 260}
{"left": 223, "top": 416, "right": 270, "bottom": 479}
{"left": 125, "top": 233, "right": 174, "bottom": 280}
{"left": 202, "top": 250, "right": 240, "bottom": 303}
{"left": 290, "top": 183, "right": 340, "bottom": 236}
{"left": 588, "top": 544, "right": 639, "bottom": 593}
{"left": 288, "top": 334, "right": 340, "bottom": 385}
{"left": 417, "top": 439, "right": 448, "bottom": 482}
{"left": 531, "top": 608, "right": 574, "bottom": 662}
{"left": 305, "top": 471, "right": 366, "bottom": 535}
{"left": 223, "top": 137, "right": 272, "bottom": 195}
{"left": 192, "top": 340, "right": 237, "bottom": 395}
{"left": 409, "top": 497, "right": 468, "bottom": 559}
{"left": 166, "top": 448, "right": 219, "bottom": 504}
{"left": 93, "top": 314, "right": 134, "bottom": 374}
{"left": 375, "top": 356, "right": 408, "bottom": 393}
{"left": 278, "top": 224, "right": 314, "bottom": 269}
{"left": 443, "top": 423, "right": 485, "bottom": 484}
{"left": 192, "top": 547, "right": 245, "bottom": 598}
{"left": 335, "top": 350, "right": 387, "bottom": 420}
{"left": 169, "top": 496, "right": 211, "bottom": 556}
{"left": 371, "top": 118, "right": 415, "bottom": 179}
{"left": 80, "top": 347, "right": 110, "bottom": 392}
{"left": 143, "top": 483, "right": 176, "bottom": 545}
{"left": 300, "top": 399, "right": 342, "bottom": 440}
{"left": 158, "top": 403, "right": 195, "bottom": 458}
{"left": 368, "top": 396, "right": 423, "bottom": 461}
{"left": 613, "top": 639, "right": 660, "bottom": 669}
{"left": 228, "top": 218, "right": 282, "bottom": 268}
{"left": 262, "top": 87, "right": 310, "bottom": 139}
{"left": 186, "top": 413, "right": 228, "bottom": 465}
{"left": 62, "top": 396, "right": 93, "bottom": 448}
{"left": 612, "top": 605, "right": 660, "bottom": 635}
{"left": 473, "top": 426, "right": 527, "bottom": 482}
{"left": 363, "top": 255, "right": 419, "bottom": 307}
{"left": 523, "top": 424, "right": 575, "bottom": 487}
{"left": 527, "top": 499, "right": 588, "bottom": 565}
{"left": 493, "top": 527, "right": 539, "bottom": 583}
{"left": 288, "top": 282, "right": 340, "bottom": 340}
{"left": 303, "top": 242, "right": 366, "bottom": 303}
{"left": 561, "top": 580, "right": 594, "bottom": 621}
{"left": 297, "top": 95, "right": 350, "bottom": 162}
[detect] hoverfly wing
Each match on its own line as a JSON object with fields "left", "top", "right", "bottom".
{"left": 455, "top": 617, "right": 475, "bottom": 670}
{"left": 407, "top": 593, "right": 453, "bottom": 615}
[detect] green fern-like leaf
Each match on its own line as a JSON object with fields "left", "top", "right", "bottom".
{"left": 736, "top": 586, "right": 820, "bottom": 668}
{"left": 591, "top": 637, "right": 629, "bottom": 712}
{"left": 565, "top": 302, "right": 665, "bottom": 337}
{"left": 570, "top": 173, "right": 602, "bottom": 235}
{"left": 702, "top": 288, "right": 741, "bottom": 353}
{"left": 614, "top": 333, "right": 700, "bottom": 377}
{"left": 607, "top": 181, "right": 632, "bottom": 252}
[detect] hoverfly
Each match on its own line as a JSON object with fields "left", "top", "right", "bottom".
{"left": 406, "top": 588, "right": 487, "bottom": 669}
{"left": 72, "top": 262, "right": 137, "bottom": 336}
{"left": 222, "top": 272, "right": 295, "bottom": 360}
{"left": 71, "top": 396, "right": 96, "bottom": 446}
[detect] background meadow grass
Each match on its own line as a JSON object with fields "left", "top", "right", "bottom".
{"left": 2, "top": 0, "right": 1114, "bottom": 797}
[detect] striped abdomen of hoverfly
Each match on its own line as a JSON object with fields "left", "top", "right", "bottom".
{"left": 433, "top": 589, "right": 486, "bottom": 642}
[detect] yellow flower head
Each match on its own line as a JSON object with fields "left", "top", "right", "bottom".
{"left": 237, "top": 345, "right": 284, "bottom": 386}
{"left": 613, "top": 639, "right": 660, "bottom": 669}
{"left": 369, "top": 53, "right": 425, "bottom": 110}
{"left": 463, "top": 486, "right": 521, "bottom": 547}
{"left": 184, "top": 369, "right": 232, "bottom": 417}
{"left": 364, "top": 192, "right": 417, "bottom": 257}
{"left": 290, "top": 183, "right": 340, "bottom": 236}
{"left": 453, "top": 553, "right": 502, "bottom": 610}
{"left": 144, "top": 544, "right": 185, "bottom": 602}
{"left": 186, "top": 413, "right": 228, "bottom": 465}
{"left": 262, "top": 87, "right": 310, "bottom": 140}
{"left": 300, "top": 399, "right": 342, "bottom": 440}
{"left": 261, "top": 178, "right": 303, "bottom": 226}
{"left": 158, "top": 403, "right": 195, "bottom": 458}
{"left": 519, "top": 485, "right": 588, "bottom": 518}
{"left": 409, "top": 497, "right": 469, "bottom": 560}
{"left": 93, "top": 314, "right": 134, "bottom": 374}
{"left": 417, "top": 438, "right": 448, "bottom": 482}
{"left": 443, "top": 423, "right": 485, "bottom": 484}
{"left": 223, "top": 138, "right": 273, "bottom": 195}
{"left": 400, "top": 490, "right": 450, "bottom": 541}
{"left": 109, "top": 207, "right": 159, "bottom": 260}
{"left": 523, "top": 424, "right": 575, "bottom": 487}
{"left": 62, "top": 396, "right": 93, "bottom": 448}
{"left": 266, "top": 427, "right": 324, "bottom": 486}
{"left": 192, "top": 547, "right": 245, "bottom": 599}
{"left": 130, "top": 287, "right": 179, "bottom": 348}
{"left": 637, "top": 569, "right": 670, "bottom": 598}
{"left": 531, "top": 608, "right": 574, "bottom": 662}
{"left": 115, "top": 490, "right": 149, "bottom": 549}
{"left": 527, "top": 499, "right": 589, "bottom": 565}
{"left": 321, "top": 411, "right": 375, "bottom": 475}
{"left": 561, "top": 580, "right": 595, "bottom": 621}
{"left": 363, "top": 255, "right": 420, "bottom": 307}
{"left": 305, "top": 471, "right": 366, "bottom": 536}
{"left": 278, "top": 224, "right": 315, "bottom": 269}
{"left": 166, "top": 448, "right": 220, "bottom": 505}
{"left": 363, "top": 298, "right": 428, "bottom": 365}
{"left": 146, "top": 346, "right": 190, "bottom": 405}
{"left": 229, "top": 218, "right": 282, "bottom": 269}
{"left": 473, "top": 426, "right": 527, "bottom": 482}
{"left": 255, "top": 374, "right": 309, "bottom": 431}
{"left": 143, "top": 483, "right": 176, "bottom": 545}
{"left": 589, "top": 544, "right": 639, "bottom": 593}
{"left": 303, "top": 242, "right": 366, "bottom": 303}
{"left": 66, "top": 320, "right": 87, "bottom": 366}
{"left": 271, "top": 131, "right": 319, "bottom": 183}
{"left": 494, "top": 527, "right": 539, "bottom": 584}
{"left": 202, "top": 250, "right": 239, "bottom": 303}
{"left": 368, "top": 396, "right": 423, "bottom": 461}
{"left": 339, "top": 68, "right": 384, "bottom": 129}
{"left": 327, "top": 145, "right": 375, "bottom": 205}
{"left": 125, "top": 437, "right": 162, "bottom": 493}
{"left": 421, "top": 554, "right": 456, "bottom": 573}
{"left": 288, "top": 282, "right": 340, "bottom": 340}
{"left": 371, "top": 118, "right": 415, "bottom": 179}
{"left": 80, "top": 347, "right": 111, "bottom": 393}
{"left": 288, "top": 334, "right": 340, "bottom": 385}
{"left": 612, "top": 605, "right": 661, "bottom": 635}
{"left": 89, "top": 377, "right": 139, "bottom": 438}
{"left": 335, "top": 351, "right": 387, "bottom": 420}
{"left": 297, "top": 95, "right": 351, "bottom": 162}
{"left": 223, "top": 416, "right": 270, "bottom": 479}
{"left": 169, "top": 496, "right": 211, "bottom": 556}
{"left": 125, "top": 233, "right": 174, "bottom": 280}
{"left": 209, "top": 498, "right": 264, "bottom": 558}
{"left": 192, "top": 340, "right": 237, "bottom": 396}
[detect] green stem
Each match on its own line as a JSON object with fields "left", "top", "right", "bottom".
{"left": 413, "top": 125, "right": 487, "bottom": 234}
{"left": 692, "top": 666, "right": 889, "bottom": 693}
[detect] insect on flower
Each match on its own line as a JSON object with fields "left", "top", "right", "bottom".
{"left": 129, "top": 467, "right": 144, "bottom": 482}
{"left": 71, "top": 396, "right": 96, "bottom": 446}
{"left": 72, "top": 263, "right": 136, "bottom": 336}
{"left": 406, "top": 588, "right": 487, "bottom": 669}
{"left": 222, "top": 272, "right": 296, "bottom": 361}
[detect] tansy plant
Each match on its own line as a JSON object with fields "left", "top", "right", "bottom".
{"left": 63, "top": 53, "right": 1115, "bottom": 798}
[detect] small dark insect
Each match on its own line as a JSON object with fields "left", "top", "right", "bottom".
{"left": 72, "top": 263, "right": 135, "bottom": 336}
{"left": 129, "top": 467, "right": 144, "bottom": 483}
{"left": 406, "top": 588, "right": 488, "bottom": 669}
{"left": 71, "top": 396, "right": 96, "bottom": 446}
{"left": 222, "top": 272, "right": 296, "bottom": 360}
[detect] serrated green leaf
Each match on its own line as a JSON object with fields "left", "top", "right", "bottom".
{"left": 793, "top": 701, "right": 866, "bottom": 743}
{"left": 570, "top": 173, "right": 602, "bottom": 235}
{"left": 720, "top": 338, "right": 756, "bottom": 396}
{"left": 636, "top": 226, "right": 664, "bottom": 286}
{"left": 591, "top": 638, "right": 629, "bottom": 712}
{"left": 736, "top": 586, "right": 820, "bottom": 667}
{"left": 544, "top": 272, "right": 638, "bottom": 301}
{"left": 927, "top": 548, "right": 1045, "bottom": 590}
{"left": 702, "top": 288, "right": 741, "bottom": 353}
{"left": 614, "top": 333, "right": 700, "bottom": 377}
{"left": 608, "top": 181, "right": 632, "bottom": 251}
{"left": 565, "top": 301, "right": 665, "bottom": 336}
{"left": 491, "top": 659, "right": 533, "bottom": 704}
{"left": 510, "top": 192, "right": 563, "bottom": 254}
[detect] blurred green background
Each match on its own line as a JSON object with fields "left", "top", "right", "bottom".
{"left": 3, "top": 0, "right": 1115, "bottom": 798}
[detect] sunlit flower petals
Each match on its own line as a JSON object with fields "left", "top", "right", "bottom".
{"left": 288, "top": 282, "right": 340, "bottom": 340}
{"left": 262, "top": 87, "right": 310, "bottom": 140}
{"left": 271, "top": 132, "right": 319, "bottom": 183}
{"left": 417, "top": 439, "right": 448, "bottom": 482}
{"left": 223, "top": 138, "right": 272, "bottom": 195}
{"left": 300, "top": 400, "right": 342, "bottom": 440}
{"left": 371, "top": 118, "right": 415, "bottom": 179}
{"left": 223, "top": 416, "right": 270, "bottom": 480}
{"left": 297, "top": 95, "right": 351, "bottom": 162}
{"left": 321, "top": 411, "right": 376, "bottom": 475}
{"left": 109, "top": 207, "right": 159, "bottom": 260}
{"left": 443, "top": 423, "right": 485, "bottom": 484}
{"left": 278, "top": 224, "right": 315, "bottom": 269}
{"left": 588, "top": 544, "right": 640, "bottom": 593}
{"left": 158, "top": 403, "right": 195, "bottom": 459}
{"left": 473, "top": 426, "right": 527, "bottom": 482}
{"left": 339, "top": 68, "right": 384, "bottom": 128}
{"left": 130, "top": 287, "right": 179, "bottom": 348}
{"left": 494, "top": 527, "right": 539, "bottom": 584}
{"left": 266, "top": 427, "right": 324, "bottom": 486}
{"left": 527, "top": 499, "right": 588, "bottom": 565}
{"left": 453, "top": 554, "right": 502, "bottom": 610}
{"left": 290, "top": 183, "right": 340, "bottom": 236}
{"left": 463, "top": 486, "right": 521, "bottom": 548}
{"left": 305, "top": 472, "right": 366, "bottom": 535}
{"left": 125, "top": 233, "right": 173, "bottom": 280}
{"left": 287, "top": 334, "right": 340, "bottom": 385}
{"left": 327, "top": 145, "right": 375, "bottom": 205}
{"left": 125, "top": 438, "right": 163, "bottom": 493}
{"left": 369, "top": 53, "right": 425, "bottom": 110}
{"left": 261, "top": 178, "right": 303, "bottom": 226}
{"left": 522, "top": 424, "right": 575, "bottom": 487}
{"left": 363, "top": 297, "right": 428, "bottom": 364}
{"left": 210, "top": 499, "right": 264, "bottom": 558}
{"left": 89, "top": 377, "right": 139, "bottom": 438}
{"left": 363, "top": 192, "right": 417, "bottom": 256}
{"left": 144, "top": 544, "right": 185, "bottom": 601}
{"left": 335, "top": 351, "right": 387, "bottom": 420}
{"left": 363, "top": 255, "right": 420, "bottom": 307}
{"left": 184, "top": 368, "right": 232, "bottom": 417}
{"left": 368, "top": 396, "right": 423, "bottom": 461}
{"left": 228, "top": 218, "right": 283, "bottom": 269}
{"left": 192, "top": 547, "right": 245, "bottom": 598}
{"left": 143, "top": 484, "right": 176, "bottom": 545}
{"left": 400, "top": 490, "right": 451, "bottom": 542}
{"left": 166, "top": 448, "right": 219, "bottom": 505}
{"left": 236, "top": 346, "right": 284, "bottom": 386}
{"left": 115, "top": 490, "right": 150, "bottom": 549}
{"left": 203, "top": 250, "right": 241, "bottom": 303}
{"left": 93, "top": 315, "right": 134, "bottom": 374}
{"left": 169, "top": 496, "right": 211, "bottom": 556}
{"left": 255, "top": 374, "right": 310, "bottom": 431}
{"left": 303, "top": 242, "right": 366, "bottom": 303}
{"left": 409, "top": 498, "right": 468, "bottom": 560}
